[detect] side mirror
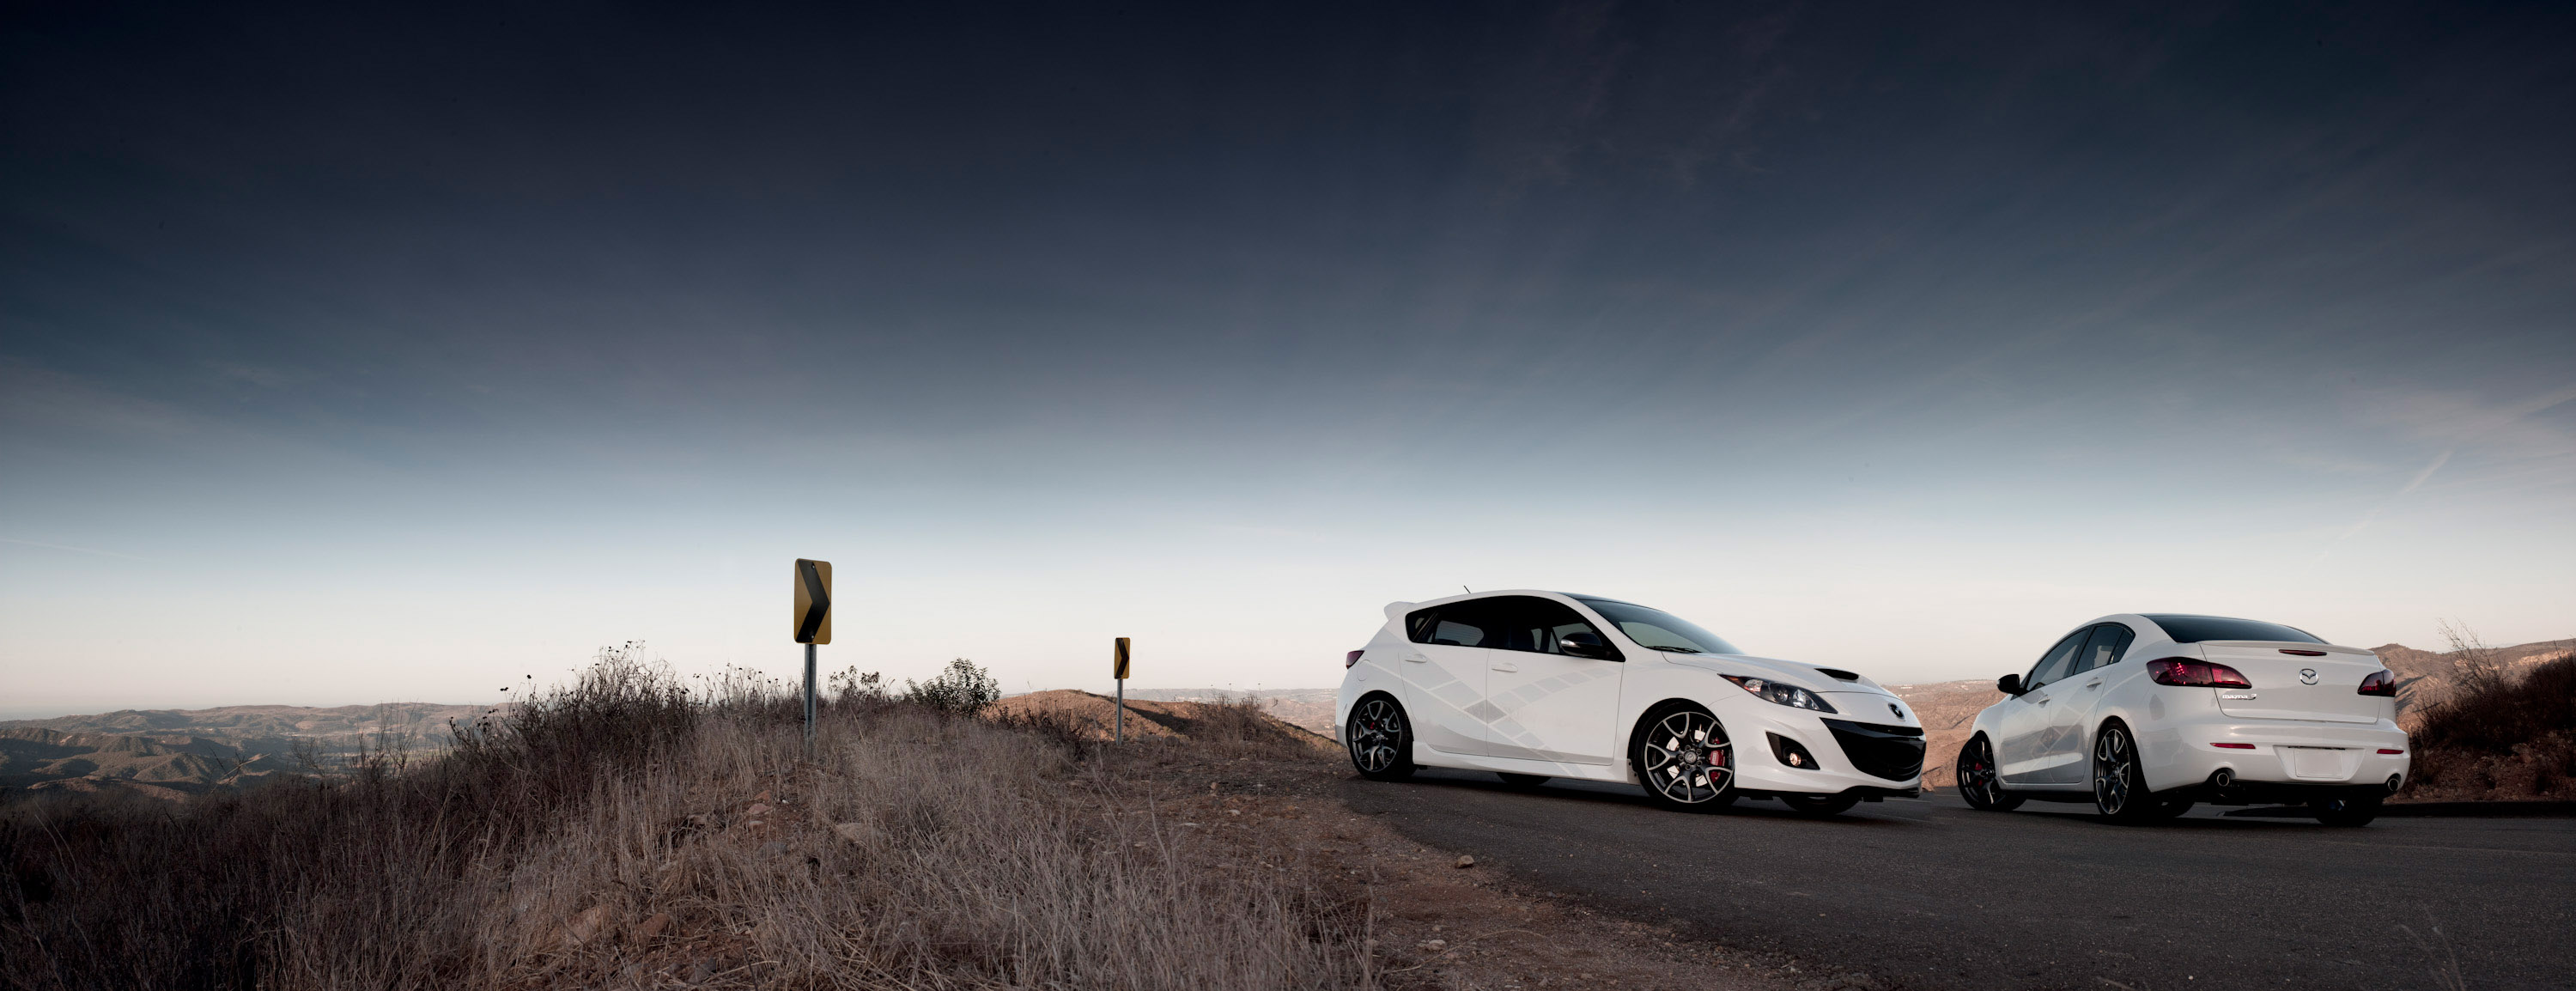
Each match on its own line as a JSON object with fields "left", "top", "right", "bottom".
{"left": 1996, "top": 673, "right": 2023, "bottom": 696}
{"left": 1558, "top": 632, "right": 1613, "bottom": 660}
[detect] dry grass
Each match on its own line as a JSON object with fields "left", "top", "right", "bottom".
{"left": 2401, "top": 649, "right": 2576, "bottom": 799}
{"left": 1, "top": 648, "right": 1373, "bottom": 990}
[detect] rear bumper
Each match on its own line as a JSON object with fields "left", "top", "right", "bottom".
{"left": 2140, "top": 717, "right": 2410, "bottom": 794}
{"left": 2175, "top": 776, "right": 2397, "bottom": 806}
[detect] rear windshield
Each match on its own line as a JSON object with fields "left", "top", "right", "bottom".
{"left": 2142, "top": 614, "right": 2324, "bottom": 644}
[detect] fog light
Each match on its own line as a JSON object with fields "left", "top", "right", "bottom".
{"left": 1767, "top": 733, "right": 1817, "bottom": 769}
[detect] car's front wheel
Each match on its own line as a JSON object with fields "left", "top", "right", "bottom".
{"left": 1346, "top": 695, "right": 1416, "bottom": 781}
{"left": 1956, "top": 734, "right": 2022, "bottom": 812}
{"left": 1631, "top": 702, "right": 1737, "bottom": 812}
{"left": 2092, "top": 721, "right": 2157, "bottom": 824}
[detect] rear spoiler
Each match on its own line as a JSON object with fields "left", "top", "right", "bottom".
{"left": 2196, "top": 641, "right": 2375, "bottom": 656}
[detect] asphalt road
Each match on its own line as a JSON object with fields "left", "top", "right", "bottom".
{"left": 1338, "top": 769, "right": 2576, "bottom": 990}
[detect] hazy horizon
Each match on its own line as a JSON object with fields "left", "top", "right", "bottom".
{"left": 6, "top": 3, "right": 2572, "bottom": 715}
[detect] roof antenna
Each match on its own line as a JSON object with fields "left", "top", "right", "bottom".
{"left": 1462, "top": 585, "right": 1472, "bottom": 593}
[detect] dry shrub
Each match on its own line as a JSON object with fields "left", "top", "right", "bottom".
{"left": 2403, "top": 650, "right": 2576, "bottom": 797}
{"left": 0, "top": 650, "right": 1370, "bottom": 990}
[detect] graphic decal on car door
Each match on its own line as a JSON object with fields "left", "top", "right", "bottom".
{"left": 1400, "top": 602, "right": 1499, "bottom": 755}
{"left": 1477, "top": 596, "right": 1625, "bottom": 765}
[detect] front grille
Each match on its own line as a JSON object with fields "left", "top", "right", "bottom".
{"left": 1822, "top": 719, "right": 1926, "bottom": 781}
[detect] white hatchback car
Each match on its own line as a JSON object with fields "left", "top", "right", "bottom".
{"left": 1954, "top": 613, "right": 2410, "bottom": 826}
{"left": 1335, "top": 591, "right": 1924, "bottom": 816}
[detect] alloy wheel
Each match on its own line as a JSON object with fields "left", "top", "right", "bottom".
{"left": 2093, "top": 724, "right": 2140, "bottom": 818}
{"left": 1347, "top": 697, "right": 1406, "bottom": 775}
{"left": 1638, "top": 708, "right": 1734, "bottom": 805}
{"left": 1958, "top": 736, "right": 2004, "bottom": 809}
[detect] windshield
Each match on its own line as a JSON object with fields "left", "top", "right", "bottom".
{"left": 2142, "top": 614, "right": 2325, "bottom": 644}
{"left": 1573, "top": 598, "right": 1742, "bottom": 654}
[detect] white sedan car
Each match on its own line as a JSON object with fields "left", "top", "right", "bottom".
{"left": 1335, "top": 591, "right": 1924, "bottom": 816}
{"left": 1954, "top": 613, "right": 2410, "bottom": 826}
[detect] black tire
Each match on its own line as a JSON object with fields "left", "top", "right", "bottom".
{"left": 1345, "top": 694, "right": 1416, "bottom": 781}
{"left": 1956, "top": 734, "right": 2023, "bottom": 812}
{"left": 1629, "top": 702, "right": 1738, "bottom": 813}
{"left": 1495, "top": 772, "right": 1549, "bottom": 789}
{"left": 2311, "top": 795, "right": 2382, "bottom": 827}
{"left": 2091, "top": 721, "right": 2157, "bottom": 824}
{"left": 1781, "top": 793, "right": 1862, "bottom": 818}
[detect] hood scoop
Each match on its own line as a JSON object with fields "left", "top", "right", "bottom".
{"left": 1814, "top": 667, "right": 1862, "bottom": 681}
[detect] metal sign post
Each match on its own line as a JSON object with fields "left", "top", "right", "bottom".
{"left": 1113, "top": 636, "right": 1131, "bottom": 743}
{"left": 793, "top": 558, "right": 833, "bottom": 758}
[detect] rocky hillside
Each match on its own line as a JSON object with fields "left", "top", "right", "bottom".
{"left": 2369, "top": 638, "right": 2573, "bottom": 720}
{"left": 1118, "top": 688, "right": 1335, "bottom": 735}
{"left": 987, "top": 690, "right": 1334, "bottom": 747}
{"left": 1884, "top": 679, "right": 2008, "bottom": 790}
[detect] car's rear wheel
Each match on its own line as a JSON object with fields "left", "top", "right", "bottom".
{"left": 2091, "top": 721, "right": 2157, "bottom": 824}
{"left": 1346, "top": 695, "right": 1416, "bottom": 781}
{"left": 1780, "top": 793, "right": 1861, "bottom": 818}
{"left": 2311, "top": 795, "right": 2382, "bottom": 827}
{"left": 1956, "top": 734, "right": 2022, "bottom": 812}
{"left": 1631, "top": 702, "right": 1737, "bottom": 812}
{"left": 1495, "top": 772, "right": 1549, "bottom": 789}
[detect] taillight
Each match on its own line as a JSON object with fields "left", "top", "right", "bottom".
{"left": 2147, "top": 657, "right": 2253, "bottom": 688}
{"left": 1346, "top": 649, "right": 1364, "bottom": 669}
{"left": 2358, "top": 669, "right": 2397, "bottom": 696}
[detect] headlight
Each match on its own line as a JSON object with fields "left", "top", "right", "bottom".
{"left": 1721, "top": 675, "right": 1838, "bottom": 713}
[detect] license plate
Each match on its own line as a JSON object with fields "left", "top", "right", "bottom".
{"left": 2281, "top": 746, "right": 2354, "bottom": 781}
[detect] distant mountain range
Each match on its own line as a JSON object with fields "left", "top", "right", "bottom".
{"left": 0, "top": 702, "right": 488, "bottom": 800}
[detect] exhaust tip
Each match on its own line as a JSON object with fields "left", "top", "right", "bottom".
{"left": 2211, "top": 768, "right": 2235, "bottom": 789}
{"left": 2385, "top": 775, "right": 2403, "bottom": 793}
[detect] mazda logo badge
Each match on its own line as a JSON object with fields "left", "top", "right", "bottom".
{"left": 2299, "top": 668, "right": 2318, "bottom": 684}
{"left": 1889, "top": 702, "right": 1904, "bottom": 718}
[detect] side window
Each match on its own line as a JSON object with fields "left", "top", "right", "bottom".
{"left": 2075, "top": 623, "right": 2135, "bottom": 674}
{"left": 2024, "top": 630, "right": 2087, "bottom": 690}
{"left": 1406, "top": 608, "right": 1438, "bottom": 644}
{"left": 1482, "top": 596, "right": 1617, "bottom": 659}
{"left": 1413, "top": 599, "right": 1498, "bottom": 647}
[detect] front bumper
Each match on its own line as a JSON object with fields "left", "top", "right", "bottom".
{"left": 1724, "top": 706, "right": 1925, "bottom": 797}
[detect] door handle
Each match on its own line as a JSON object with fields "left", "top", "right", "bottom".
{"left": 1401, "top": 654, "right": 1427, "bottom": 664}
{"left": 1491, "top": 662, "right": 1518, "bottom": 672}
{"left": 2035, "top": 698, "right": 2050, "bottom": 706}
{"left": 2084, "top": 680, "right": 2102, "bottom": 690}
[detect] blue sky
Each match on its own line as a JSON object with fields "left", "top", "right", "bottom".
{"left": 3, "top": 2, "right": 2571, "bottom": 716}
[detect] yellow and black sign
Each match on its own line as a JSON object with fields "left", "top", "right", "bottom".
{"left": 793, "top": 558, "right": 832, "bottom": 644}
{"left": 1113, "top": 636, "right": 1131, "bottom": 680}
